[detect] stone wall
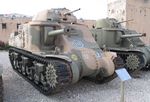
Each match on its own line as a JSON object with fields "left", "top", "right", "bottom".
{"left": 126, "top": 0, "right": 150, "bottom": 44}
{"left": 0, "top": 17, "right": 31, "bottom": 43}
{"left": 107, "top": 0, "right": 126, "bottom": 27}
{"left": 107, "top": 0, "right": 150, "bottom": 44}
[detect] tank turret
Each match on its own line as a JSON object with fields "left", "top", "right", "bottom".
{"left": 95, "top": 18, "right": 133, "bottom": 29}
{"left": 91, "top": 18, "right": 150, "bottom": 71}
{"left": 8, "top": 8, "right": 116, "bottom": 95}
{"left": 32, "top": 8, "right": 80, "bottom": 23}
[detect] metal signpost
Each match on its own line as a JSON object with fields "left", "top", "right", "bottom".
{"left": 115, "top": 68, "right": 132, "bottom": 102}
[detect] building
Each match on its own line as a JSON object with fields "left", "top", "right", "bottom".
{"left": 77, "top": 19, "right": 96, "bottom": 29}
{"left": 0, "top": 14, "right": 31, "bottom": 43}
{"left": 107, "top": 0, "right": 150, "bottom": 44}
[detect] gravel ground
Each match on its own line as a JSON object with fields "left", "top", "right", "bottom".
{"left": 1, "top": 51, "right": 150, "bottom": 102}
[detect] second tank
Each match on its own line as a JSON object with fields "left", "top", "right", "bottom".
{"left": 91, "top": 18, "right": 150, "bottom": 71}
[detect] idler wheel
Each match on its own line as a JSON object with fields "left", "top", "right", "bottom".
{"left": 113, "top": 55, "right": 125, "bottom": 69}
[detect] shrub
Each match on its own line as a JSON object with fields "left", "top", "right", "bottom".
{"left": 0, "top": 41, "right": 10, "bottom": 50}
{"left": 0, "top": 41, "right": 5, "bottom": 47}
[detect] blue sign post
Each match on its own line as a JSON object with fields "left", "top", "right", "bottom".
{"left": 115, "top": 68, "right": 132, "bottom": 102}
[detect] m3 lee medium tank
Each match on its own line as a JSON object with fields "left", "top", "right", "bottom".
{"left": 8, "top": 8, "right": 116, "bottom": 95}
{"left": 91, "top": 18, "right": 150, "bottom": 71}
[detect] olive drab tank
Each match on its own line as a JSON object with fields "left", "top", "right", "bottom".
{"left": 8, "top": 8, "right": 116, "bottom": 95}
{"left": 91, "top": 18, "right": 150, "bottom": 71}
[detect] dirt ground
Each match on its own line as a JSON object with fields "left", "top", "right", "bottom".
{"left": 1, "top": 51, "right": 150, "bottom": 102}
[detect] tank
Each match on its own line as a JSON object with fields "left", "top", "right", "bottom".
{"left": 0, "top": 64, "right": 3, "bottom": 102}
{"left": 91, "top": 18, "right": 150, "bottom": 71}
{"left": 8, "top": 8, "right": 116, "bottom": 95}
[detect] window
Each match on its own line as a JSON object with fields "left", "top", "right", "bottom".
{"left": 17, "top": 23, "right": 21, "bottom": 29}
{"left": 2, "top": 23, "right": 6, "bottom": 29}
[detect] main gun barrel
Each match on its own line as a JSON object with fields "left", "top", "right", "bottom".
{"left": 121, "top": 33, "right": 146, "bottom": 38}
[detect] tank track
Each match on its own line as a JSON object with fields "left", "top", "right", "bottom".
{"left": 95, "top": 51, "right": 145, "bottom": 83}
{"left": 111, "top": 50, "right": 146, "bottom": 71}
{"left": 9, "top": 47, "right": 73, "bottom": 95}
{"left": 0, "top": 76, "right": 3, "bottom": 102}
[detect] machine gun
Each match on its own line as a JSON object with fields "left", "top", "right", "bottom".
{"left": 113, "top": 19, "right": 134, "bottom": 28}
{"left": 116, "top": 19, "right": 134, "bottom": 24}
{"left": 64, "top": 8, "right": 81, "bottom": 16}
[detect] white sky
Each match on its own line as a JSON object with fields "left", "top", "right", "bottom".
{"left": 0, "top": 0, "right": 107, "bottom": 20}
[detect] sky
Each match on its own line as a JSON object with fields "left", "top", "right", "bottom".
{"left": 0, "top": 0, "right": 107, "bottom": 20}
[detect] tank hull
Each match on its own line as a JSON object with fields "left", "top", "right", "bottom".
{"left": 9, "top": 47, "right": 73, "bottom": 95}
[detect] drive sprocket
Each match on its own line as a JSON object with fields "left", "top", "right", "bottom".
{"left": 45, "top": 64, "right": 58, "bottom": 88}
{"left": 126, "top": 54, "right": 140, "bottom": 70}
